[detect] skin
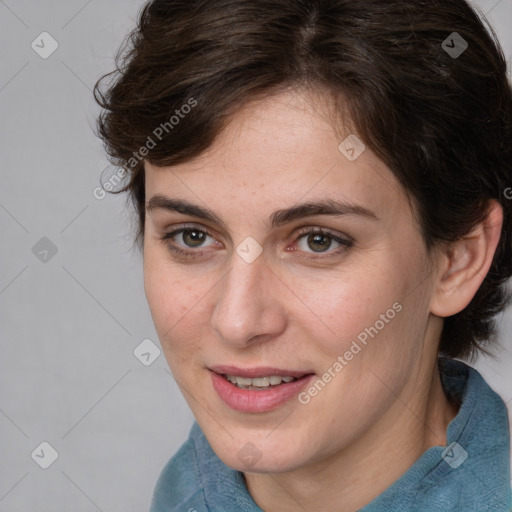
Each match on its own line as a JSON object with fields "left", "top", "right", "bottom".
{"left": 142, "top": 89, "right": 503, "bottom": 512}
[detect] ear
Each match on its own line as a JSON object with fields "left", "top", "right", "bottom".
{"left": 430, "top": 200, "right": 503, "bottom": 318}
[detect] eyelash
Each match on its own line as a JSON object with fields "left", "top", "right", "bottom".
{"left": 159, "top": 225, "right": 353, "bottom": 260}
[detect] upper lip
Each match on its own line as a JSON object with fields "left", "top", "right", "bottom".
{"left": 209, "top": 365, "right": 314, "bottom": 378}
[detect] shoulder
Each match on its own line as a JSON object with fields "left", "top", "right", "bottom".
{"left": 149, "top": 423, "right": 207, "bottom": 512}
{"left": 418, "top": 358, "right": 511, "bottom": 511}
{"left": 363, "top": 358, "right": 511, "bottom": 512}
{"left": 149, "top": 422, "right": 262, "bottom": 512}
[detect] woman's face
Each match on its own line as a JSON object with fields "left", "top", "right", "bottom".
{"left": 143, "top": 89, "right": 442, "bottom": 473}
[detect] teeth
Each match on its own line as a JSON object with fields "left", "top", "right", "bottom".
{"left": 226, "top": 374, "right": 298, "bottom": 389}
{"left": 269, "top": 376, "right": 282, "bottom": 385}
{"left": 252, "top": 377, "right": 270, "bottom": 386}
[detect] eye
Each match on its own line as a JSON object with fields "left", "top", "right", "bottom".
{"left": 159, "top": 226, "right": 220, "bottom": 258}
{"left": 174, "top": 228, "right": 213, "bottom": 248}
{"left": 293, "top": 228, "right": 353, "bottom": 256}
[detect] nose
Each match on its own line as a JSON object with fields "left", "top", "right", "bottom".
{"left": 210, "top": 250, "right": 287, "bottom": 348}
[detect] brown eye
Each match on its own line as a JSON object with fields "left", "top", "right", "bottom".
{"left": 160, "top": 226, "right": 219, "bottom": 258}
{"left": 306, "top": 233, "right": 333, "bottom": 253}
{"left": 295, "top": 228, "right": 353, "bottom": 257}
{"left": 181, "top": 229, "right": 207, "bottom": 247}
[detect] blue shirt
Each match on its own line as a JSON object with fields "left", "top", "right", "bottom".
{"left": 150, "top": 358, "right": 511, "bottom": 511}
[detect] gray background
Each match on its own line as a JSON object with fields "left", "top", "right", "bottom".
{"left": 0, "top": 0, "right": 511, "bottom": 510}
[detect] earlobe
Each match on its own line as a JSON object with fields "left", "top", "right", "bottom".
{"left": 430, "top": 200, "right": 503, "bottom": 318}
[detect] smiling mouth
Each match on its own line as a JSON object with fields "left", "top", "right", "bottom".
{"left": 210, "top": 365, "right": 313, "bottom": 390}
{"left": 223, "top": 374, "right": 300, "bottom": 390}
{"left": 210, "top": 368, "right": 316, "bottom": 412}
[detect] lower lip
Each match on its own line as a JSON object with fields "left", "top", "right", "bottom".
{"left": 210, "top": 371, "right": 315, "bottom": 413}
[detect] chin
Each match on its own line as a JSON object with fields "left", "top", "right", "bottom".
{"left": 204, "top": 426, "right": 312, "bottom": 474}
{"left": 226, "top": 450, "right": 306, "bottom": 474}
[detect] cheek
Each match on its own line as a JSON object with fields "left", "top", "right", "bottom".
{"left": 143, "top": 254, "right": 208, "bottom": 347}
{"left": 144, "top": 268, "right": 209, "bottom": 377}
{"left": 299, "top": 255, "right": 425, "bottom": 366}
{"left": 293, "top": 264, "right": 401, "bottom": 339}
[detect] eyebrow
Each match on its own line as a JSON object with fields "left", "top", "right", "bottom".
{"left": 146, "top": 194, "right": 379, "bottom": 229}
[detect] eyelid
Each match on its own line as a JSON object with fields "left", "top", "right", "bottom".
{"left": 161, "top": 222, "right": 217, "bottom": 236}
{"left": 294, "top": 225, "right": 352, "bottom": 241}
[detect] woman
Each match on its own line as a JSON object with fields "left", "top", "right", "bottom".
{"left": 94, "top": 0, "right": 512, "bottom": 510}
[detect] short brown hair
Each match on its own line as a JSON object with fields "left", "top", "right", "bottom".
{"left": 94, "top": 0, "right": 512, "bottom": 360}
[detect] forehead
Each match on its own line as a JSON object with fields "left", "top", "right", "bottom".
{"left": 144, "top": 89, "right": 411, "bottom": 226}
